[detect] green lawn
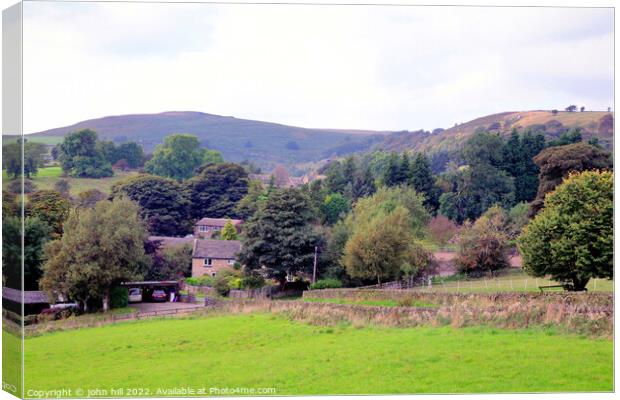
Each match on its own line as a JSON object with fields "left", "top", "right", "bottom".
{"left": 18, "top": 313, "right": 612, "bottom": 395}
{"left": 2, "top": 330, "right": 22, "bottom": 398}
{"left": 428, "top": 270, "right": 613, "bottom": 293}
{"left": 3, "top": 167, "right": 139, "bottom": 196}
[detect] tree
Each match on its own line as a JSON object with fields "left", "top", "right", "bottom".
{"left": 144, "top": 134, "right": 207, "bottom": 181}
{"left": 439, "top": 164, "right": 515, "bottom": 223}
{"left": 580, "top": 106, "right": 585, "bottom": 112}
{"left": 3, "top": 216, "right": 51, "bottom": 290}
{"left": 325, "top": 161, "right": 347, "bottom": 194}
{"left": 383, "top": 152, "right": 402, "bottom": 187}
{"left": 461, "top": 131, "right": 504, "bottom": 168}
{"left": 111, "top": 174, "right": 191, "bottom": 236}
{"left": 27, "top": 190, "right": 72, "bottom": 238}
{"left": 40, "top": 197, "right": 150, "bottom": 312}
{"left": 565, "top": 105, "right": 577, "bottom": 112}
{"left": 398, "top": 152, "right": 411, "bottom": 185}
{"left": 409, "top": 153, "right": 439, "bottom": 212}
{"left": 3, "top": 141, "right": 46, "bottom": 179}
{"left": 145, "top": 243, "right": 192, "bottom": 281}
{"left": 506, "top": 202, "right": 530, "bottom": 239}
{"left": 428, "top": 215, "right": 459, "bottom": 246}
{"left": 320, "top": 193, "right": 350, "bottom": 225}
{"left": 342, "top": 206, "right": 433, "bottom": 284}
{"left": 352, "top": 166, "right": 376, "bottom": 200}
{"left": 530, "top": 142, "right": 612, "bottom": 215}
{"left": 455, "top": 205, "right": 510, "bottom": 276}
{"left": 185, "top": 163, "right": 249, "bottom": 220}
{"left": 112, "top": 142, "right": 145, "bottom": 168}
{"left": 220, "top": 219, "right": 238, "bottom": 240}
{"left": 501, "top": 129, "right": 545, "bottom": 203}
{"left": 551, "top": 109, "right": 558, "bottom": 115}
{"left": 518, "top": 170, "right": 612, "bottom": 291}
{"left": 58, "top": 129, "right": 113, "bottom": 178}
{"left": 203, "top": 149, "right": 224, "bottom": 165}
{"left": 547, "top": 127, "right": 582, "bottom": 147}
{"left": 238, "top": 189, "right": 319, "bottom": 279}
{"left": 235, "top": 179, "right": 268, "bottom": 220}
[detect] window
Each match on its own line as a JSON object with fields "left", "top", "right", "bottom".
{"left": 204, "top": 258, "right": 213, "bottom": 267}
{"left": 227, "top": 259, "right": 235, "bottom": 265}
{"left": 199, "top": 226, "right": 208, "bottom": 232}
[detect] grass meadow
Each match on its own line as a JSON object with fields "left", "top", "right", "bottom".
{"left": 3, "top": 167, "right": 139, "bottom": 196}
{"left": 13, "top": 313, "right": 613, "bottom": 395}
{"left": 428, "top": 270, "right": 613, "bottom": 293}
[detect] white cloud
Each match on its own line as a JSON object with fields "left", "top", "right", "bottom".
{"left": 22, "top": 2, "right": 613, "bottom": 133}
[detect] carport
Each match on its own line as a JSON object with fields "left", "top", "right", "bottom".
{"left": 120, "top": 281, "right": 180, "bottom": 302}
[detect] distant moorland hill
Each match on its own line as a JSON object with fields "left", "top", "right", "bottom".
{"left": 26, "top": 109, "right": 613, "bottom": 172}
{"left": 377, "top": 110, "right": 614, "bottom": 154}
{"left": 29, "top": 111, "right": 389, "bottom": 172}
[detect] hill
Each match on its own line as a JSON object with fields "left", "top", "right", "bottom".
{"left": 29, "top": 111, "right": 389, "bottom": 173}
{"left": 377, "top": 110, "right": 614, "bottom": 154}
{"left": 25, "top": 110, "right": 613, "bottom": 173}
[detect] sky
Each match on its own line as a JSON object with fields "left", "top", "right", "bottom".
{"left": 22, "top": 2, "right": 614, "bottom": 134}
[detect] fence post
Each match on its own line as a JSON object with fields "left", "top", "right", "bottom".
{"left": 510, "top": 280, "right": 513, "bottom": 290}
{"left": 524, "top": 279, "right": 528, "bottom": 291}
{"left": 593, "top": 279, "right": 597, "bottom": 291}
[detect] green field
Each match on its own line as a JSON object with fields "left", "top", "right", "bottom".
{"left": 2, "top": 135, "right": 64, "bottom": 145}
{"left": 2, "top": 330, "right": 22, "bottom": 398}
{"left": 427, "top": 270, "right": 614, "bottom": 293}
{"left": 14, "top": 313, "right": 612, "bottom": 396}
{"left": 3, "top": 167, "right": 138, "bottom": 196}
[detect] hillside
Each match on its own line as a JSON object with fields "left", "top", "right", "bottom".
{"left": 25, "top": 110, "right": 613, "bottom": 173}
{"left": 29, "top": 111, "right": 388, "bottom": 173}
{"left": 378, "top": 110, "right": 614, "bottom": 154}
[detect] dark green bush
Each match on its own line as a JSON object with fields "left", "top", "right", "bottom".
{"left": 310, "top": 278, "right": 343, "bottom": 290}
{"left": 241, "top": 273, "right": 266, "bottom": 289}
{"left": 110, "top": 287, "right": 128, "bottom": 309}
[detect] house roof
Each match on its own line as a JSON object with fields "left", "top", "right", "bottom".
{"left": 149, "top": 236, "right": 195, "bottom": 248}
{"left": 193, "top": 239, "right": 241, "bottom": 259}
{"left": 195, "top": 218, "right": 243, "bottom": 227}
{"left": 2, "top": 287, "right": 50, "bottom": 304}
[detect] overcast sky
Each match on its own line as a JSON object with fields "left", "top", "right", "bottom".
{"left": 22, "top": 2, "right": 613, "bottom": 133}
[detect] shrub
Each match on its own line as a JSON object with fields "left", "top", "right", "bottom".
{"left": 185, "top": 275, "right": 214, "bottom": 287}
{"left": 110, "top": 287, "right": 128, "bottom": 309}
{"left": 455, "top": 205, "right": 509, "bottom": 276}
{"left": 310, "top": 278, "right": 343, "bottom": 290}
{"left": 213, "top": 269, "right": 242, "bottom": 296}
{"left": 8, "top": 179, "right": 36, "bottom": 194}
{"left": 54, "top": 179, "right": 71, "bottom": 196}
{"left": 76, "top": 189, "right": 106, "bottom": 209}
{"left": 241, "top": 273, "right": 266, "bottom": 289}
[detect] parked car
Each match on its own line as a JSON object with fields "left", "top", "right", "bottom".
{"left": 151, "top": 289, "right": 167, "bottom": 302}
{"left": 128, "top": 288, "right": 142, "bottom": 303}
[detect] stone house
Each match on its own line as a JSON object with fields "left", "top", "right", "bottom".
{"left": 191, "top": 239, "right": 242, "bottom": 277}
{"left": 194, "top": 218, "right": 243, "bottom": 239}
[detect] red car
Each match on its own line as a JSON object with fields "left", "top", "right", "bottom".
{"left": 151, "top": 289, "right": 167, "bottom": 302}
